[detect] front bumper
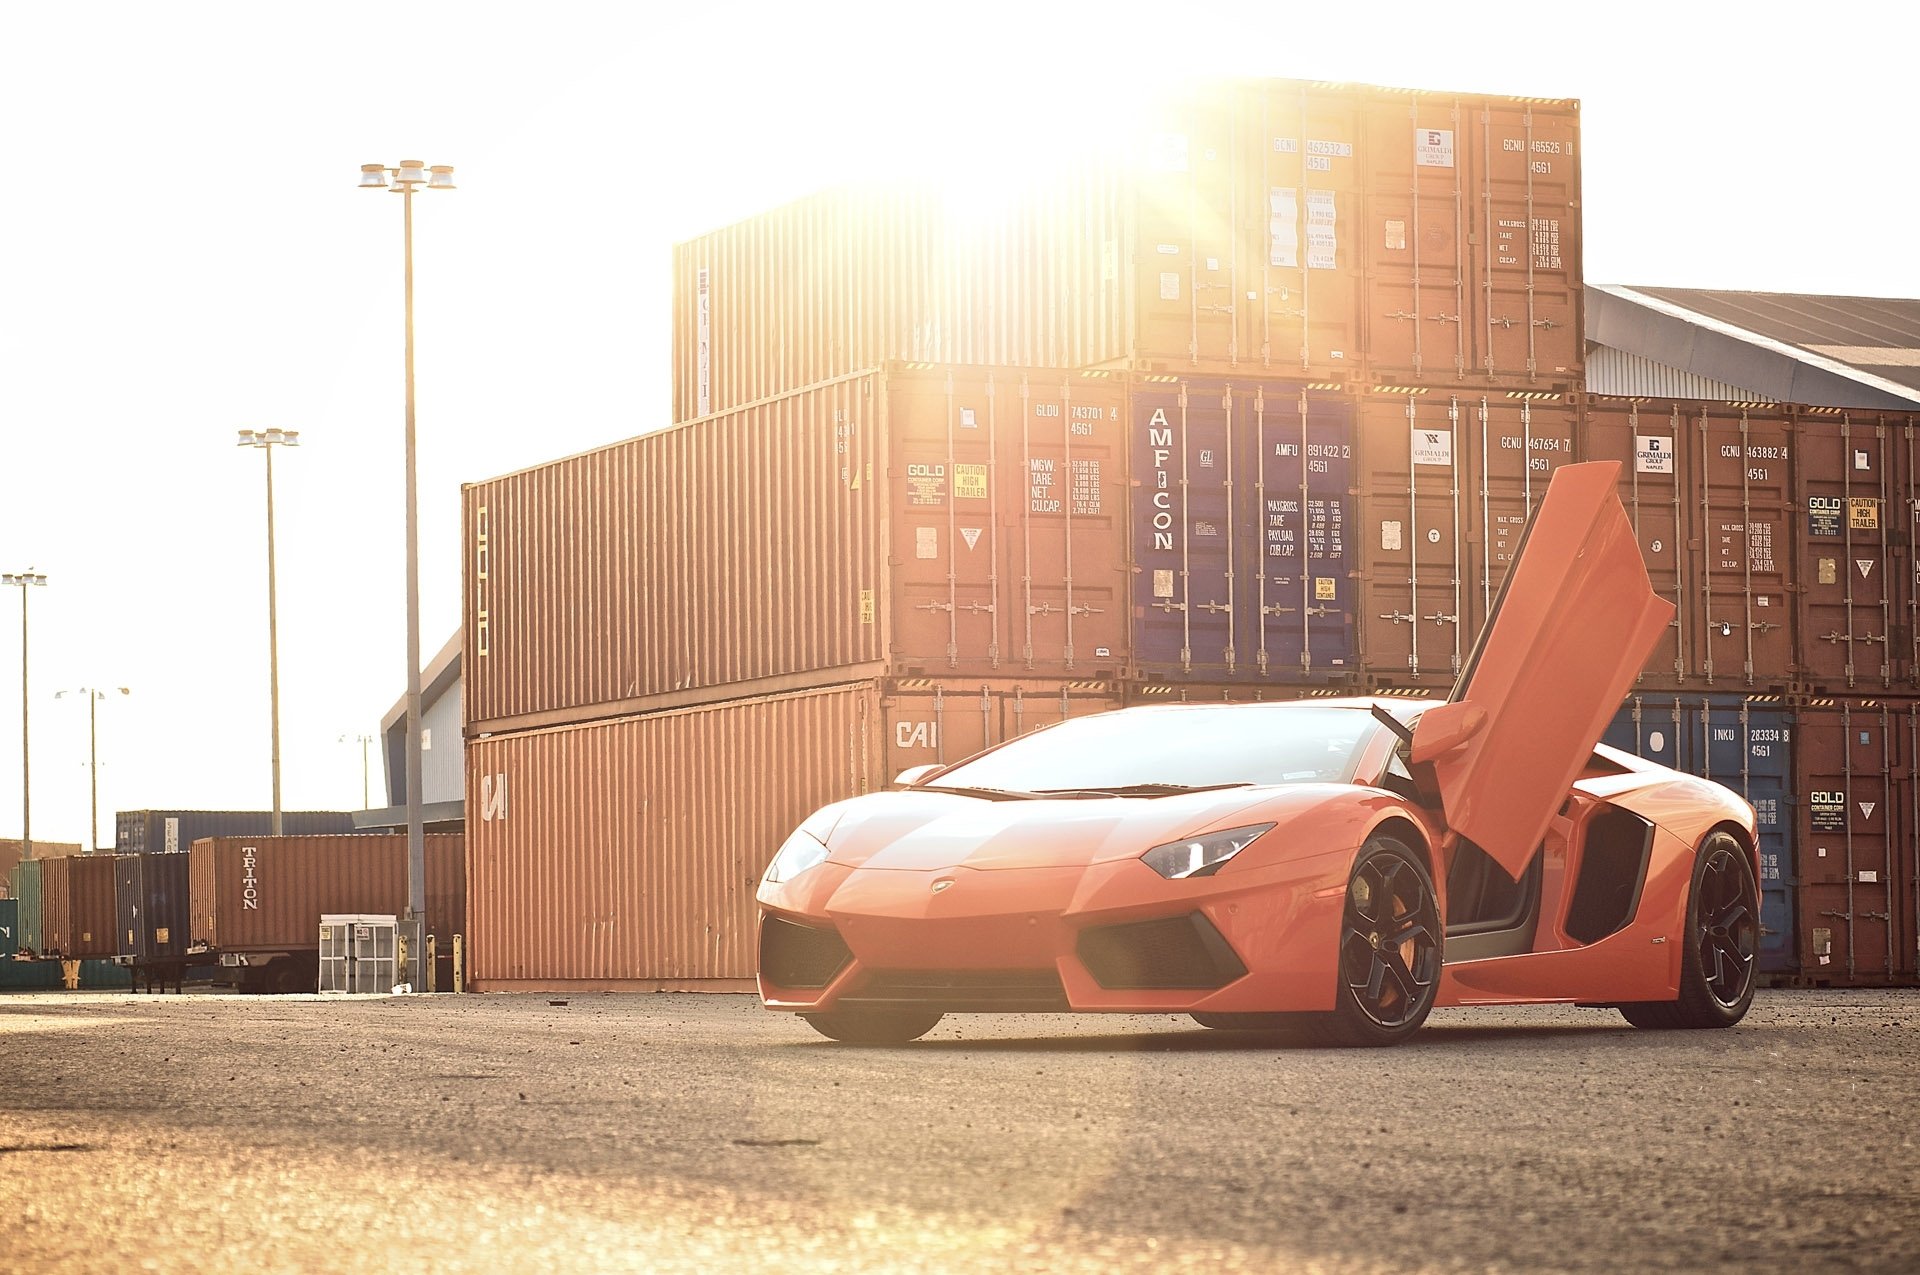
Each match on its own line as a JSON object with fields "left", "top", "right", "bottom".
{"left": 757, "top": 846, "right": 1351, "bottom": 1016}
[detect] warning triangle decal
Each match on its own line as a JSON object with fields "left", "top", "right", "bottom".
{"left": 1860, "top": 801, "right": 1877, "bottom": 820}
{"left": 960, "top": 528, "right": 983, "bottom": 550}
{"left": 1857, "top": 559, "right": 1876, "bottom": 579}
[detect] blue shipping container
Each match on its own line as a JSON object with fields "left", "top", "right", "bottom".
{"left": 0, "top": 898, "right": 62, "bottom": 991}
{"left": 1132, "top": 379, "right": 1354, "bottom": 680}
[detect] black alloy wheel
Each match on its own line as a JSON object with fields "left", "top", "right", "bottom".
{"left": 801, "top": 1009, "right": 944, "bottom": 1045}
{"left": 1318, "top": 836, "right": 1442, "bottom": 1046}
{"left": 1620, "top": 831, "right": 1758, "bottom": 1030}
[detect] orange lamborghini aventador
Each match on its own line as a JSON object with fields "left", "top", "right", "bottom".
{"left": 756, "top": 461, "right": 1761, "bottom": 1046}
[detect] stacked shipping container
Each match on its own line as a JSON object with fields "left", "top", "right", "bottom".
{"left": 672, "top": 80, "right": 1583, "bottom": 421}
{"left": 465, "top": 74, "right": 1916, "bottom": 990}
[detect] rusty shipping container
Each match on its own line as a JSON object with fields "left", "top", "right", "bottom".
{"left": 188, "top": 834, "right": 465, "bottom": 955}
{"left": 1793, "top": 699, "right": 1918, "bottom": 985}
{"left": 38, "top": 854, "right": 118, "bottom": 959}
{"left": 1580, "top": 397, "right": 1798, "bottom": 689}
{"left": 1128, "top": 377, "right": 1359, "bottom": 684}
{"left": 1793, "top": 409, "right": 1920, "bottom": 693}
{"left": 671, "top": 80, "right": 1583, "bottom": 422}
{"left": 1354, "top": 389, "right": 1578, "bottom": 688}
{"left": 466, "top": 365, "right": 1131, "bottom": 735}
{"left": 464, "top": 677, "right": 1123, "bottom": 991}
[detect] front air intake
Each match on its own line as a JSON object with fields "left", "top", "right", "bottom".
{"left": 1076, "top": 912, "right": 1248, "bottom": 990}
{"left": 758, "top": 916, "right": 852, "bottom": 989}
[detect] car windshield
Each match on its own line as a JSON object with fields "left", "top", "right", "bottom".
{"left": 923, "top": 705, "right": 1385, "bottom": 794}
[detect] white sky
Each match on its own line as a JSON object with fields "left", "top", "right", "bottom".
{"left": 2, "top": 1, "right": 1917, "bottom": 846}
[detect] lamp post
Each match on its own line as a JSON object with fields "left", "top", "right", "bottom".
{"left": 56, "top": 687, "right": 129, "bottom": 852}
{"left": 339, "top": 732, "right": 374, "bottom": 809}
{"left": 237, "top": 428, "right": 299, "bottom": 836}
{"left": 3, "top": 570, "right": 47, "bottom": 856}
{"left": 359, "top": 159, "right": 454, "bottom": 925}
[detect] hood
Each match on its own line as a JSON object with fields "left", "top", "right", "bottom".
{"left": 815, "top": 784, "right": 1351, "bottom": 872}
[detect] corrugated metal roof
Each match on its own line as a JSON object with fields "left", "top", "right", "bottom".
{"left": 1583, "top": 344, "right": 1770, "bottom": 402}
{"left": 1631, "top": 286, "right": 1920, "bottom": 397}
{"left": 1587, "top": 285, "right": 1920, "bottom": 409}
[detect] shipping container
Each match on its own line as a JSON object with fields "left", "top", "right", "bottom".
{"left": 465, "top": 364, "right": 1132, "bottom": 735}
{"left": 189, "top": 833, "right": 464, "bottom": 958}
{"left": 671, "top": 80, "right": 1583, "bottom": 422}
{"left": 115, "top": 852, "right": 193, "bottom": 962}
{"left": 1360, "top": 90, "right": 1583, "bottom": 386}
{"left": 1794, "top": 409, "right": 1906, "bottom": 692}
{"left": 1792, "top": 700, "right": 1916, "bottom": 984}
{"left": 0, "top": 898, "right": 62, "bottom": 990}
{"left": 464, "top": 677, "right": 1123, "bottom": 991}
{"left": 1128, "top": 378, "right": 1358, "bottom": 684}
{"left": 8, "top": 858, "right": 43, "bottom": 953}
{"left": 1604, "top": 694, "right": 1796, "bottom": 974}
{"left": 1355, "top": 390, "right": 1578, "bottom": 685}
{"left": 39, "top": 854, "right": 118, "bottom": 959}
{"left": 1580, "top": 397, "right": 1798, "bottom": 689}
{"left": 114, "top": 809, "right": 356, "bottom": 855}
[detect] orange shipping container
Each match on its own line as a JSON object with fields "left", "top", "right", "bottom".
{"left": 1581, "top": 397, "right": 1798, "bottom": 689}
{"left": 464, "top": 677, "right": 1123, "bottom": 991}
{"left": 672, "top": 80, "right": 1582, "bottom": 422}
{"left": 1352, "top": 390, "right": 1579, "bottom": 686}
{"left": 188, "top": 834, "right": 465, "bottom": 955}
{"left": 465, "top": 365, "right": 1131, "bottom": 735}
{"left": 39, "top": 854, "right": 117, "bottom": 959}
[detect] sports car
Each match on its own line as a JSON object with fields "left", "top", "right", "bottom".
{"left": 756, "top": 461, "right": 1761, "bottom": 1046}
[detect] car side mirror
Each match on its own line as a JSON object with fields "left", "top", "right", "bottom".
{"left": 893, "top": 764, "right": 942, "bottom": 787}
{"left": 1409, "top": 702, "right": 1488, "bottom": 764}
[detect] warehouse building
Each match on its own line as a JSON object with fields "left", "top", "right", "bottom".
{"left": 354, "top": 629, "right": 464, "bottom": 832}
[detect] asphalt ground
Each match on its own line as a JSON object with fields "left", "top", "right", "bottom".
{"left": 1, "top": 988, "right": 1915, "bottom": 1273}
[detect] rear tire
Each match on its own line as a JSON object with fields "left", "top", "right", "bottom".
{"left": 1620, "top": 831, "right": 1757, "bottom": 1030}
{"left": 801, "top": 1009, "right": 943, "bottom": 1044}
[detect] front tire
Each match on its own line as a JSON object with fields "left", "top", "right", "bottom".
{"left": 800, "top": 1009, "right": 944, "bottom": 1044}
{"left": 1308, "top": 835, "right": 1442, "bottom": 1047}
{"left": 1620, "top": 831, "right": 1757, "bottom": 1030}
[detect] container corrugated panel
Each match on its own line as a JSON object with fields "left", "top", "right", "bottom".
{"left": 1894, "top": 415, "right": 1920, "bottom": 691}
{"left": 39, "top": 854, "right": 118, "bottom": 959}
{"left": 1794, "top": 700, "right": 1914, "bottom": 984}
{"left": 114, "top": 810, "right": 357, "bottom": 855}
{"left": 1604, "top": 693, "right": 1795, "bottom": 973}
{"left": 1355, "top": 390, "right": 1578, "bottom": 686}
{"left": 0, "top": 898, "right": 62, "bottom": 989}
{"left": 1796, "top": 410, "right": 1900, "bottom": 692}
{"left": 671, "top": 81, "right": 1582, "bottom": 422}
{"left": 1128, "top": 378, "right": 1357, "bottom": 683}
{"left": 464, "top": 677, "right": 1124, "bottom": 990}
{"left": 465, "top": 365, "right": 1132, "bottom": 735}
{"left": 8, "top": 859, "right": 43, "bottom": 953}
{"left": 1580, "top": 397, "right": 1797, "bottom": 689}
{"left": 188, "top": 834, "right": 464, "bottom": 955}
{"left": 1360, "top": 90, "right": 1582, "bottom": 386}
{"left": 115, "top": 852, "right": 192, "bottom": 961}
{"left": 1127, "top": 82, "right": 1368, "bottom": 382}
{"left": 672, "top": 175, "right": 1127, "bottom": 422}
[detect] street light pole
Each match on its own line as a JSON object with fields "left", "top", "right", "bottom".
{"left": 57, "top": 687, "right": 129, "bottom": 851}
{"left": 360, "top": 160, "right": 454, "bottom": 925}
{"left": 339, "top": 732, "right": 374, "bottom": 809}
{"left": 237, "top": 428, "right": 300, "bottom": 836}
{"left": 3, "top": 571, "right": 48, "bottom": 856}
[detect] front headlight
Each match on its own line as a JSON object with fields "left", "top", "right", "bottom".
{"left": 1141, "top": 823, "right": 1275, "bottom": 880}
{"left": 763, "top": 827, "right": 830, "bottom": 885}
